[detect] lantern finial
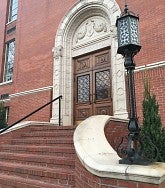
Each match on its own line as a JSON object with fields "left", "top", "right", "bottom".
{"left": 124, "top": 1, "right": 128, "bottom": 14}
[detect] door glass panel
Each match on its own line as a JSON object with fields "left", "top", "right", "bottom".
{"left": 77, "top": 74, "right": 90, "bottom": 103}
{"left": 95, "top": 70, "right": 110, "bottom": 100}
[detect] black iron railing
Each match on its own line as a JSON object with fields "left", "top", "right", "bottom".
{"left": 0, "top": 95, "right": 62, "bottom": 134}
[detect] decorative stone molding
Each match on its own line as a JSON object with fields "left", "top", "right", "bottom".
{"left": 54, "top": 45, "right": 63, "bottom": 59}
{"left": 73, "top": 17, "right": 108, "bottom": 46}
{"left": 110, "top": 25, "right": 117, "bottom": 38}
{"left": 51, "top": 0, "right": 128, "bottom": 125}
{"left": 135, "top": 60, "right": 165, "bottom": 72}
{"left": 10, "top": 86, "right": 53, "bottom": 98}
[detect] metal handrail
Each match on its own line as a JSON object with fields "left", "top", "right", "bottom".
{"left": 0, "top": 95, "right": 62, "bottom": 134}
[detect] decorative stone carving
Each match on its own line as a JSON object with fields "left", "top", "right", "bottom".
{"left": 74, "top": 17, "right": 108, "bottom": 45}
{"left": 94, "top": 20, "right": 107, "bottom": 32}
{"left": 55, "top": 45, "right": 63, "bottom": 59}
{"left": 112, "top": 4, "right": 119, "bottom": 13}
{"left": 116, "top": 70, "right": 123, "bottom": 78}
{"left": 110, "top": 25, "right": 117, "bottom": 38}
{"left": 76, "top": 23, "right": 87, "bottom": 41}
{"left": 117, "top": 87, "right": 124, "bottom": 96}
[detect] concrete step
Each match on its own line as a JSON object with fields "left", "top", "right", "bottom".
{"left": 0, "top": 172, "right": 75, "bottom": 188}
{"left": 0, "top": 145, "right": 75, "bottom": 157}
{"left": 0, "top": 152, "right": 75, "bottom": 169}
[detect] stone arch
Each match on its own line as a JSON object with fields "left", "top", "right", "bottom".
{"left": 51, "top": 0, "right": 128, "bottom": 125}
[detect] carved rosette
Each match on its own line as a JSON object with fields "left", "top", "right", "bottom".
{"left": 73, "top": 17, "right": 108, "bottom": 46}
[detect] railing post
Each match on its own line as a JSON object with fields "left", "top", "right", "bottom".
{"left": 59, "top": 96, "right": 62, "bottom": 126}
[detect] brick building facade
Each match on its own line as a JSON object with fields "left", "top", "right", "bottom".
{"left": 0, "top": 0, "right": 164, "bottom": 126}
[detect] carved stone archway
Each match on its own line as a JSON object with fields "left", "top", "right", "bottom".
{"left": 51, "top": 0, "right": 128, "bottom": 125}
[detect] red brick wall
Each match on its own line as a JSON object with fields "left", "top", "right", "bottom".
{"left": 75, "top": 156, "right": 165, "bottom": 188}
{"left": 13, "top": 0, "right": 76, "bottom": 93}
{"left": 135, "top": 67, "right": 165, "bottom": 126}
{"left": 8, "top": 89, "right": 52, "bottom": 125}
{"left": 104, "top": 119, "right": 128, "bottom": 152}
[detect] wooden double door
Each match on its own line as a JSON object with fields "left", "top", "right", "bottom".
{"left": 74, "top": 49, "right": 113, "bottom": 124}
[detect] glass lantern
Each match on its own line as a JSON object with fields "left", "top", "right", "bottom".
{"left": 116, "top": 13, "right": 141, "bottom": 55}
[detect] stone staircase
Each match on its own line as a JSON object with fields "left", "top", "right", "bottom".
{"left": 0, "top": 125, "right": 76, "bottom": 188}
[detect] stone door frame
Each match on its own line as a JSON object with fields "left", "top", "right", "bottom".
{"left": 51, "top": 0, "right": 128, "bottom": 125}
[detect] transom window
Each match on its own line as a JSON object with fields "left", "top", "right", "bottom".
{"left": 8, "top": 0, "right": 18, "bottom": 22}
{"left": 4, "top": 40, "right": 15, "bottom": 82}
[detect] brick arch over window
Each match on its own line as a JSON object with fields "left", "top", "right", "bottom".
{"left": 51, "top": 0, "right": 128, "bottom": 125}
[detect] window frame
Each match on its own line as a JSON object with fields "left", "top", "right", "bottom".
{"left": 8, "top": 0, "right": 18, "bottom": 23}
{"left": 3, "top": 39, "right": 15, "bottom": 83}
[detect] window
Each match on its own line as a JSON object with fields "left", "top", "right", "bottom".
{"left": 0, "top": 102, "right": 9, "bottom": 126}
{"left": 8, "top": 0, "right": 18, "bottom": 22}
{"left": 4, "top": 106, "right": 9, "bottom": 124}
{"left": 4, "top": 40, "right": 15, "bottom": 82}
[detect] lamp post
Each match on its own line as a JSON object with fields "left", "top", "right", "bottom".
{"left": 116, "top": 4, "right": 147, "bottom": 165}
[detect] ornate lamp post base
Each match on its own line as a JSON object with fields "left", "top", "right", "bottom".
{"left": 119, "top": 132, "right": 149, "bottom": 165}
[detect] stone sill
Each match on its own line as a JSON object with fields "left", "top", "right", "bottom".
{"left": 74, "top": 115, "right": 165, "bottom": 185}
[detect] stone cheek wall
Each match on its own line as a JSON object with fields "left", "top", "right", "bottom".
{"left": 75, "top": 156, "right": 165, "bottom": 188}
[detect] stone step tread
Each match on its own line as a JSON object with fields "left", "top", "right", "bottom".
{"left": 0, "top": 172, "right": 75, "bottom": 188}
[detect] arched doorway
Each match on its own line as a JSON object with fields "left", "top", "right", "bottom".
{"left": 51, "top": 0, "right": 128, "bottom": 125}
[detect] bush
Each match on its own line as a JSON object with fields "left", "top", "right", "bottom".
{"left": 141, "top": 80, "right": 165, "bottom": 162}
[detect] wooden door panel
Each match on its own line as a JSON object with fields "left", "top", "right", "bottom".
{"left": 93, "top": 67, "right": 112, "bottom": 116}
{"left": 93, "top": 102, "right": 113, "bottom": 115}
{"left": 75, "top": 104, "right": 93, "bottom": 122}
{"left": 74, "top": 48, "right": 113, "bottom": 124}
{"left": 75, "top": 55, "right": 92, "bottom": 74}
{"left": 74, "top": 71, "right": 93, "bottom": 123}
{"left": 93, "top": 49, "right": 111, "bottom": 70}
